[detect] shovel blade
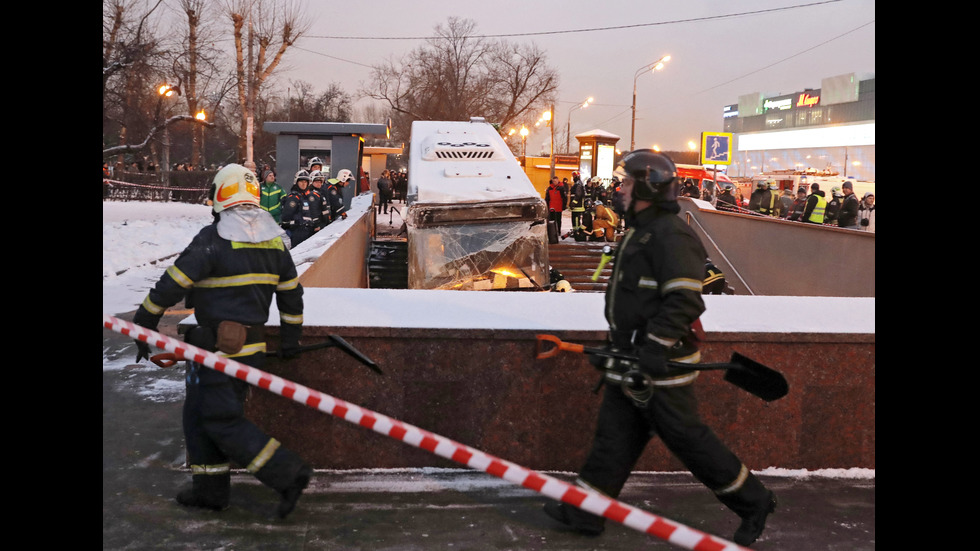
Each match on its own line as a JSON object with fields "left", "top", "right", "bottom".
{"left": 723, "top": 352, "right": 789, "bottom": 402}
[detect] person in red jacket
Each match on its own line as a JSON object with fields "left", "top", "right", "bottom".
{"left": 545, "top": 176, "right": 565, "bottom": 235}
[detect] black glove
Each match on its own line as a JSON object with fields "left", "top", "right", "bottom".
{"left": 280, "top": 344, "right": 300, "bottom": 359}
{"left": 636, "top": 342, "right": 669, "bottom": 377}
{"left": 588, "top": 346, "right": 623, "bottom": 371}
{"left": 278, "top": 324, "right": 302, "bottom": 359}
{"left": 135, "top": 340, "right": 151, "bottom": 363}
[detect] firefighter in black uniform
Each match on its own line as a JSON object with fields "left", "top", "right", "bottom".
{"left": 132, "top": 164, "right": 312, "bottom": 518}
{"left": 542, "top": 150, "right": 776, "bottom": 546}
{"left": 281, "top": 169, "right": 324, "bottom": 247}
{"left": 323, "top": 169, "right": 352, "bottom": 224}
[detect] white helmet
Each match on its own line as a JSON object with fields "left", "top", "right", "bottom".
{"left": 554, "top": 280, "right": 573, "bottom": 293}
{"left": 310, "top": 170, "right": 326, "bottom": 182}
{"left": 211, "top": 164, "right": 259, "bottom": 213}
{"left": 294, "top": 169, "right": 311, "bottom": 185}
{"left": 336, "top": 169, "right": 354, "bottom": 183}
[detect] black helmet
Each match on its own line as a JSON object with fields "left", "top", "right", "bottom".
{"left": 615, "top": 149, "right": 678, "bottom": 202}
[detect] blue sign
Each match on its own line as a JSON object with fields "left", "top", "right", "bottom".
{"left": 701, "top": 132, "right": 733, "bottom": 165}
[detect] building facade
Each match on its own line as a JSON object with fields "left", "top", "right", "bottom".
{"left": 723, "top": 73, "right": 874, "bottom": 182}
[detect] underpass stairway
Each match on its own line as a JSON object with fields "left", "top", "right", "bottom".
{"left": 368, "top": 238, "right": 615, "bottom": 292}
{"left": 548, "top": 241, "right": 615, "bottom": 293}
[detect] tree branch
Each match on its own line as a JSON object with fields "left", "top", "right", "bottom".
{"left": 102, "top": 115, "right": 214, "bottom": 158}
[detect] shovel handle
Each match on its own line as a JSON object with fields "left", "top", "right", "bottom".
{"left": 150, "top": 352, "right": 182, "bottom": 368}
{"left": 535, "top": 334, "right": 585, "bottom": 359}
{"left": 536, "top": 334, "right": 736, "bottom": 370}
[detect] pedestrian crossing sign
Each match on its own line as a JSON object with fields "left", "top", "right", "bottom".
{"left": 700, "top": 132, "right": 733, "bottom": 165}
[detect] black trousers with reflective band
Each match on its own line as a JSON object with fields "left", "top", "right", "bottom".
{"left": 183, "top": 350, "right": 306, "bottom": 498}
{"left": 579, "top": 383, "right": 769, "bottom": 518}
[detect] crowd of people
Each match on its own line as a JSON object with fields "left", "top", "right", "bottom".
{"left": 545, "top": 172, "right": 627, "bottom": 243}
{"left": 716, "top": 179, "right": 875, "bottom": 232}
{"left": 257, "top": 157, "right": 357, "bottom": 248}
{"left": 542, "top": 170, "right": 877, "bottom": 245}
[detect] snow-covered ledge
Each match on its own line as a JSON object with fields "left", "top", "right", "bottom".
{"left": 288, "top": 193, "right": 377, "bottom": 288}
{"left": 279, "top": 288, "right": 874, "bottom": 336}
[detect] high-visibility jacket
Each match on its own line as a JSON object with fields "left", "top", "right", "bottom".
{"left": 260, "top": 182, "right": 285, "bottom": 223}
{"left": 804, "top": 193, "right": 827, "bottom": 224}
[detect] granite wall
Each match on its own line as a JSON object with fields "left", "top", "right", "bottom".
{"left": 248, "top": 326, "right": 874, "bottom": 471}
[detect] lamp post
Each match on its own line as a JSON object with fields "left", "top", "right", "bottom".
{"left": 544, "top": 106, "right": 555, "bottom": 179}
{"left": 566, "top": 97, "right": 594, "bottom": 154}
{"left": 157, "top": 84, "right": 181, "bottom": 172}
{"left": 520, "top": 126, "right": 529, "bottom": 165}
{"left": 630, "top": 55, "right": 670, "bottom": 152}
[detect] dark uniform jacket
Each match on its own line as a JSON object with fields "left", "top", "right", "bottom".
{"left": 569, "top": 181, "right": 586, "bottom": 210}
{"left": 281, "top": 188, "right": 326, "bottom": 230}
{"left": 324, "top": 184, "right": 346, "bottom": 223}
{"left": 606, "top": 204, "right": 705, "bottom": 366}
{"left": 133, "top": 223, "right": 304, "bottom": 349}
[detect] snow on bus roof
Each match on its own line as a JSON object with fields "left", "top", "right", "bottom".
{"left": 408, "top": 120, "right": 541, "bottom": 205}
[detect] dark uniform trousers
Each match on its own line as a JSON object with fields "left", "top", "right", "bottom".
{"left": 578, "top": 382, "right": 770, "bottom": 521}
{"left": 183, "top": 335, "right": 306, "bottom": 505}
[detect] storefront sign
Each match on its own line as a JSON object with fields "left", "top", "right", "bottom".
{"left": 796, "top": 92, "right": 820, "bottom": 107}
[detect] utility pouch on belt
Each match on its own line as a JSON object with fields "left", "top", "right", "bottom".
{"left": 216, "top": 321, "right": 248, "bottom": 355}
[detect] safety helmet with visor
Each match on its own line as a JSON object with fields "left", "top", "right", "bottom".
{"left": 211, "top": 164, "right": 260, "bottom": 213}
{"left": 307, "top": 157, "right": 324, "bottom": 171}
{"left": 336, "top": 169, "right": 354, "bottom": 185}
{"left": 614, "top": 149, "right": 679, "bottom": 202}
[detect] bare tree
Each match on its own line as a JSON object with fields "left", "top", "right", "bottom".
{"left": 365, "top": 17, "right": 558, "bottom": 142}
{"left": 227, "top": 0, "right": 310, "bottom": 165}
{"left": 175, "top": 0, "right": 221, "bottom": 167}
{"left": 103, "top": 115, "right": 215, "bottom": 158}
{"left": 277, "top": 80, "right": 353, "bottom": 123}
{"left": 103, "top": 0, "right": 168, "bottom": 165}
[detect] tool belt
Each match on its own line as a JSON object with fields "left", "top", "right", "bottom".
{"left": 602, "top": 331, "right": 701, "bottom": 391}
{"left": 186, "top": 322, "right": 266, "bottom": 355}
{"left": 601, "top": 361, "right": 700, "bottom": 388}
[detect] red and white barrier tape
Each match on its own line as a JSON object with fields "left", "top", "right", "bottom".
{"left": 103, "top": 313, "right": 747, "bottom": 551}
{"left": 103, "top": 178, "right": 205, "bottom": 191}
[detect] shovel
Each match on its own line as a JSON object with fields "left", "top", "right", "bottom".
{"left": 535, "top": 334, "right": 788, "bottom": 402}
{"left": 151, "top": 335, "right": 383, "bottom": 376}
{"left": 267, "top": 335, "right": 384, "bottom": 376}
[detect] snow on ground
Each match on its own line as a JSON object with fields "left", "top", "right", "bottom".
{"left": 102, "top": 199, "right": 873, "bottom": 480}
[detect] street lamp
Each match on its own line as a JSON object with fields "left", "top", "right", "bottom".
{"left": 520, "top": 126, "right": 529, "bottom": 162}
{"left": 630, "top": 55, "right": 670, "bottom": 152}
{"left": 543, "top": 107, "right": 556, "bottom": 178}
{"left": 566, "top": 97, "right": 594, "bottom": 154}
{"left": 157, "top": 83, "right": 182, "bottom": 172}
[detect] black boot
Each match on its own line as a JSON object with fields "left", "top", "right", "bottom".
{"left": 733, "top": 491, "right": 776, "bottom": 546}
{"left": 176, "top": 474, "right": 230, "bottom": 511}
{"left": 277, "top": 465, "right": 312, "bottom": 519}
{"left": 542, "top": 502, "right": 605, "bottom": 536}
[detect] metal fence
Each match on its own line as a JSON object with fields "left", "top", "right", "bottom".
{"left": 103, "top": 170, "right": 214, "bottom": 204}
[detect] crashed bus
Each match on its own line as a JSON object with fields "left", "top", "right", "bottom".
{"left": 404, "top": 118, "right": 550, "bottom": 291}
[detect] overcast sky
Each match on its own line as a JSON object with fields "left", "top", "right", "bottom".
{"left": 280, "top": 0, "right": 875, "bottom": 153}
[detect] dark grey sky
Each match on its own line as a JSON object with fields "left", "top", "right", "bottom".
{"left": 283, "top": 0, "right": 875, "bottom": 152}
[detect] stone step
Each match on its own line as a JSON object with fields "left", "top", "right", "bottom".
{"left": 548, "top": 241, "right": 617, "bottom": 292}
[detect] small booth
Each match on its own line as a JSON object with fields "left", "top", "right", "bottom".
{"left": 575, "top": 129, "right": 621, "bottom": 182}
{"left": 263, "top": 121, "right": 391, "bottom": 210}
